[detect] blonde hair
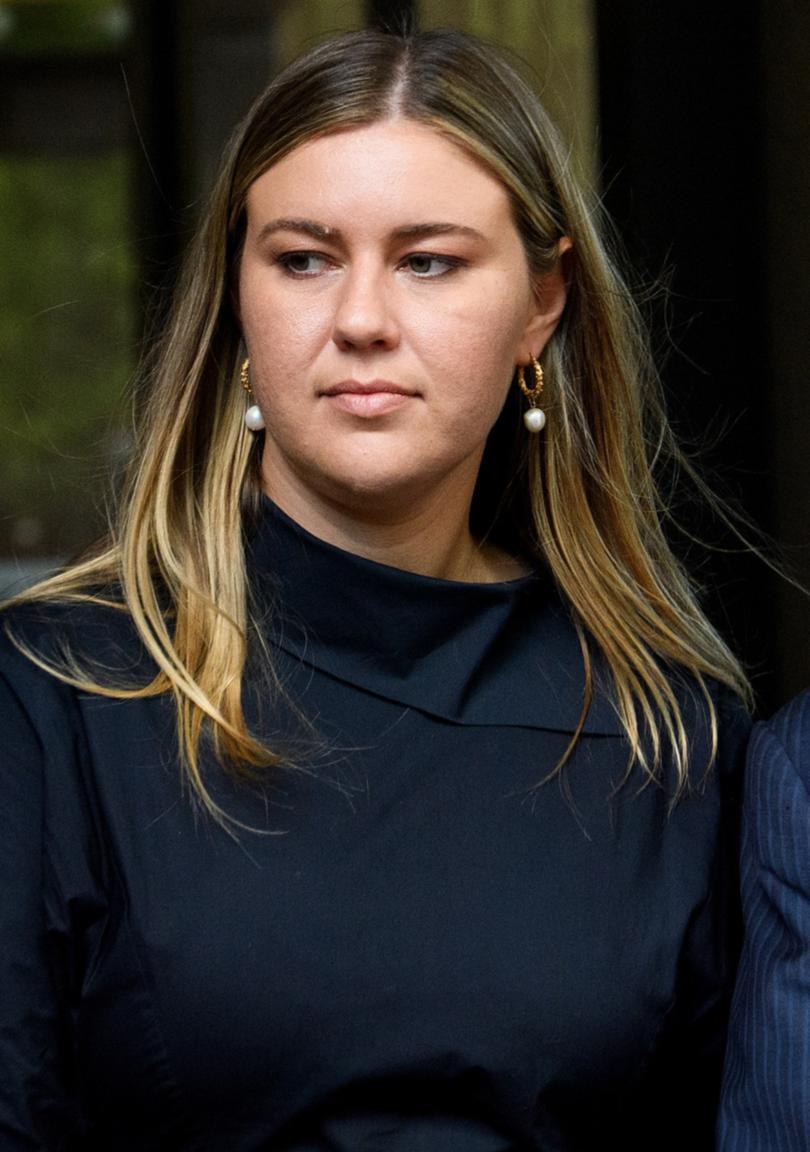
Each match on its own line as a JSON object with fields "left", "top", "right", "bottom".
{"left": 5, "top": 28, "right": 750, "bottom": 823}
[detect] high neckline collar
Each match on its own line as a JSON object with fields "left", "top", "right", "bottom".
{"left": 253, "top": 497, "right": 538, "bottom": 591}
{"left": 246, "top": 498, "right": 623, "bottom": 734}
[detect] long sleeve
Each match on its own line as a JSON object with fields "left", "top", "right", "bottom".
{"left": 0, "top": 637, "right": 103, "bottom": 1150}
{"left": 0, "top": 664, "right": 69, "bottom": 1147}
{"left": 719, "top": 691, "right": 810, "bottom": 1151}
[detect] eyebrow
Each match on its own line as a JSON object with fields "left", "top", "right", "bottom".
{"left": 255, "top": 217, "right": 486, "bottom": 245}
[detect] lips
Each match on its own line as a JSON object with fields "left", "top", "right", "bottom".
{"left": 322, "top": 379, "right": 414, "bottom": 397}
{"left": 321, "top": 379, "right": 417, "bottom": 418}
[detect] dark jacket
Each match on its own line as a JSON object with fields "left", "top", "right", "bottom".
{"left": 720, "top": 689, "right": 810, "bottom": 1150}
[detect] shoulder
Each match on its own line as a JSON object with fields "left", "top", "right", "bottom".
{"left": 0, "top": 594, "right": 153, "bottom": 689}
{"left": 742, "top": 691, "right": 810, "bottom": 864}
{"left": 0, "top": 597, "right": 156, "bottom": 753}
{"left": 645, "top": 669, "right": 751, "bottom": 791}
{"left": 0, "top": 608, "right": 89, "bottom": 813}
{"left": 712, "top": 680, "right": 753, "bottom": 772}
{"left": 682, "top": 680, "right": 749, "bottom": 821}
{"left": 747, "top": 689, "right": 810, "bottom": 794}
{"left": 737, "top": 690, "right": 810, "bottom": 897}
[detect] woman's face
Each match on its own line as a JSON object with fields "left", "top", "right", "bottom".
{"left": 238, "top": 119, "right": 565, "bottom": 518}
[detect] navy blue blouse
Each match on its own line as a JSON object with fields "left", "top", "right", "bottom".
{"left": 0, "top": 501, "right": 748, "bottom": 1150}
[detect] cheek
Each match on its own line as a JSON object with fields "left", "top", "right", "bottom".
{"left": 418, "top": 289, "right": 528, "bottom": 410}
{"left": 240, "top": 285, "right": 329, "bottom": 385}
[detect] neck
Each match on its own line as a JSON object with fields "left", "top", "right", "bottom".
{"left": 262, "top": 472, "right": 527, "bottom": 584}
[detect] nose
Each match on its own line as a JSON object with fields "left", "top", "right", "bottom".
{"left": 331, "top": 262, "right": 399, "bottom": 352}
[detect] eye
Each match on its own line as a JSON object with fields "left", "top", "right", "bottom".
{"left": 403, "top": 253, "right": 463, "bottom": 278}
{"left": 276, "top": 251, "right": 331, "bottom": 276}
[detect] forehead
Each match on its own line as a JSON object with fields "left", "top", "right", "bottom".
{"left": 244, "top": 119, "right": 514, "bottom": 230}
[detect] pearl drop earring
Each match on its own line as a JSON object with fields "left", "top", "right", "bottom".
{"left": 517, "top": 356, "right": 546, "bottom": 432}
{"left": 240, "top": 357, "right": 265, "bottom": 431}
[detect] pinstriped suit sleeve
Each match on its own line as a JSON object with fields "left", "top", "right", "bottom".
{"left": 718, "top": 691, "right": 810, "bottom": 1151}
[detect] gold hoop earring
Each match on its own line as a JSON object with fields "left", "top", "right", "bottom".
{"left": 240, "top": 357, "right": 265, "bottom": 431}
{"left": 517, "top": 356, "right": 546, "bottom": 433}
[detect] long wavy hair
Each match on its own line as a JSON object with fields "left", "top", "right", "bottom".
{"left": 5, "top": 28, "right": 751, "bottom": 823}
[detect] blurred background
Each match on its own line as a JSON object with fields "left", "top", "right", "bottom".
{"left": 0, "top": 0, "right": 808, "bottom": 712}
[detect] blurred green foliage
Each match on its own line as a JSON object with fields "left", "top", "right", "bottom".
{"left": 0, "top": 0, "right": 130, "bottom": 58}
{"left": 0, "top": 151, "right": 135, "bottom": 558}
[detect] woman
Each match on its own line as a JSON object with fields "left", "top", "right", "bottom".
{"left": 1, "top": 28, "right": 750, "bottom": 1150}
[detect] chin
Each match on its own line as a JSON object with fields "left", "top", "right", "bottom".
{"left": 264, "top": 438, "right": 478, "bottom": 517}
{"left": 317, "top": 468, "right": 429, "bottom": 507}
{"left": 308, "top": 461, "right": 462, "bottom": 519}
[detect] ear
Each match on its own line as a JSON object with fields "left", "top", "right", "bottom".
{"left": 516, "top": 237, "right": 572, "bottom": 364}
